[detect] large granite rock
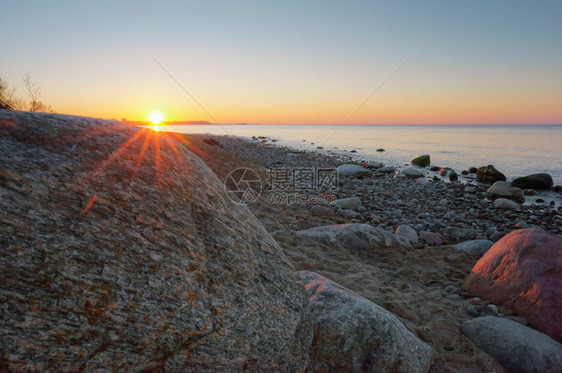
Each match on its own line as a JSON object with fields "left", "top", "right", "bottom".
{"left": 461, "top": 316, "right": 562, "bottom": 373}
{"left": 0, "top": 111, "right": 312, "bottom": 371}
{"left": 297, "top": 271, "right": 434, "bottom": 372}
{"left": 464, "top": 228, "right": 562, "bottom": 342}
{"left": 296, "top": 223, "right": 411, "bottom": 251}
{"left": 487, "top": 181, "right": 525, "bottom": 202}
{"left": 453, "top": 240, "right": 494, "bottom": 256}
{"left": 411, "top": 155, "right": 430, "bottom": 167}
{"left": 476, "top": 165, "right": 506, "bottom": 184}
{"left": 512, "top": 173, "right": 554, "bottom": 190}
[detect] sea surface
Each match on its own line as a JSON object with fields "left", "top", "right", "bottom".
{"left": 160, "top": 124, "right": 562, "bottom": 186}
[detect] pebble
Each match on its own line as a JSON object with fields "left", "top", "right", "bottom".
{"left": 466, "top": 306, "right": 479, "bottom": 317}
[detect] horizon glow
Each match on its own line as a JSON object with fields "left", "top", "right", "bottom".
{"left": 1, "top": 1, "right": 561, "bottom": 125}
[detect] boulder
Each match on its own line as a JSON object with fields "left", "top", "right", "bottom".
{"left": 0, "top": 111, "right": 312, "bottom": 371}
{"left": 443, "top": 226, "right": 476, "bottom": 243}
{"left": 378, "top": 166, "right": 396, "bottom": 173}
{"left": 448, "top": 171, "right": 458, "bottom": 181}
{"left": 337, "top": 164, "right": 369, "bottom": 178}
{"left": 464, "top": 228, "right": 562, "bottom": 342}
{"left": 202, "top": 137, "right": 220, "bottom": 145}
{"left": 310, "top": 205, "right": 332, "bottom": 217}
{"left": 453, "top": 240, "right": 494, "bottom": 256}
{"left": 395, "top": 224, "right": 419, "bottom": 243}
{"left": 401, "top": 167, "right": 424, "bottom": 178}
{"left": 411, "top": 155, "right": 430, "bottom": 167}
{"left": 468, "top": 167, "right": 478, "bottom": 174}
{"left": 461, "top": 316, "right": 562, "bottom": 373}
{"left": 493, "top": 197, "right": 521, "bottom": 211}
{"left": 297, "top": 271, "right": 434, "bottom": 372}
{"left": 416, "top": 177, "right": 430, "bottom": 185}
{"left": 365, "top": 161, "right": 384, "bottom": 169}
{"left": 512, "top": 173, "right": 554, "bottom": 190}
{"left": 296, "top": 223, "right": 410, "bottom": 251}
{"left": 476, "top": 165, "right": 506, "bottom": 184}
{"left": 331, "top": 197, "right": 362, "bottom": 211}
{"left": 419, "top": 231, "right": 443, "bottom": 246}
{"left": 487, "top": 181, "right": 525, "bottom": 202}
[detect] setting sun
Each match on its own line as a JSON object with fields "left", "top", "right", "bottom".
{"left": 148, "top": 112, "right": 164, "bottom": 125}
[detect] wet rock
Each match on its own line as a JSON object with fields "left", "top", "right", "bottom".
{"left": 477, "top": 165, "right": 506, "bottom": 184}
{"left": 461, "top": 316, "right": 562, "bottom": 373}
{"left": 376, "top": 148, "right": 385, "bottom": 152}
{"left": 453, "top": 240, "right": 494, "bottom": 256}
{"left": 298, "top": 271, "right": 434, "bottom": 373}
{"left": 365, "top": 161, "right": 384, "bottom": 169}
{"left": 378, "top": 165, "right": 395, "bottom": 173}
{"left": 487, "top": 181, "right": 525, "bottom": 202}
{"left": 296, "top": 223, "right": 410, "bottom": 251}
{"left": 411, "top": 155, "right": 430, "bottom": 167}
{"left": 468, "top": 167, "right": 478, "bottom": 174}
{"left": 401, "top": 167, "right": 424, "bottom": 178}
{"left": 464, "top": 228, "right": 562, "bottom": 342}
{"left": 512, "top": 173, "right": 553, "bottom": 190}
{"left": 449, "top": 171, "right": 458, "bottom": 181}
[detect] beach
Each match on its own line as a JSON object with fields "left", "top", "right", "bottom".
{"left": 180, "top": 132, "right": 560, "bottom": 371}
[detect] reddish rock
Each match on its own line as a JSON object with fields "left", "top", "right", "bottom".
{"left": 464, "top": 228, "right": 562, "bottom": 342}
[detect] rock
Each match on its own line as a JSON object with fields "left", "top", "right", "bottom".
{"left": 343, "top": 209, "right": 361, "bottom": 219}
{"left": 332, "top": 197, "right": 362, "bottom": 211}
{"left": 461, "top": 316, "right": 562, "bottom": 373}
{"left": 0, "top": 111, "right": 312, "bottom": 371}
{"left": 464, "top": 228, "right": 562, "bottom": 342}
{"left": 493, "top": 198, "right": 521, "bottom": 211}
{"left": 439, "top": 198, "right": 448, "bottom": 206}
{"left": 477, "top": 165, "right": 506, "bottom": 184}
{"left": 365, "top": 161, "right": 384, "bottom": 169}
{"left": 489, "top": 232, "right": 507, "bottom": 242}
{"left": 487, "top": 181, "right": 525, "bottom": 202}
{"left": 336, "top": 164, "right": 369, "bottom": 178}
{"left": 453, "top": 240, "right": 494, "bottom": 256}
{"left": 512, "top": 173, "right": 553, "bottom": 190}
{"left": 429, "top": 166, "right": 440, "bottom": 171}
{"left": 464, "top": 185, "right": 477, "bottom": 193}
{"left": 350, "top": 149, "right": 357, "bottom": 153}
{"left": 311, "top": 205, "right": 332, "bottom": 217}
{"left": 316, "top": 146, "right": 323, "bottom": 149}
{"left": 296, "top": 223, "right": 410, "bottom": 251}
{"left": 202, "top": 137, "right": 220, "bottom": 145}
{"left": 401, "top": 167, "right": 424, "bottom": 178}
{"left": 378, "top": 165, "right": 396, "bottom": 173}
{"left": 411, "top": 155, "right": 430, "bottom": 167}
{"left": 523, "top": 189, "right": 537, "bottom": 196}
{"left": 506, "top": 316, "right": 529, "bottom": 326}
{"left": 446, "top": 294, "right": 462, "bottom": 301}
{"left": 461, "top": 170, "right": 469, "bottom": 175}
{"left": 419, "top": 231, "right": 443, "bottom": 246}
{"left": 466, "top": 306, "right": 479, "bottom": 317}
{"left": 449, "top": 171, "right": 458, "bottom": 181}
{"left": 297, "top": 271, "right": 434, "bottom": 373}
{"left": 395, "top": 224, "right": 418, "bottom": 243}
{"left": 376, "top": 148, "right": 385, "bottom": 152}
{"left": 468, "top": 167, "right": 478, "bottom": 174}
{"left": 416, "top": 177, "right": 429, "bottom": 185}
{"left": 443, "top": 226, "right": 476, "bottom": 243}
{"left": 516, "top": 220, "right": 529, "bottom": 229}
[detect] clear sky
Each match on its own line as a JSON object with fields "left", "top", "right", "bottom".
{"left": 1, "top": 0, "right": 561, "bottom": 124}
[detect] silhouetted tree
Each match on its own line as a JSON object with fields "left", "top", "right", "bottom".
{"left": 23, "top": 74, "right": 53, "bottom": 112}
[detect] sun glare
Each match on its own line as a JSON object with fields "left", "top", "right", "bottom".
{"left": 148, "top": 112, "right": 164, "bottom": 125}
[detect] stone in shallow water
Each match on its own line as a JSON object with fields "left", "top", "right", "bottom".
{"left": 512, "top": 173, "right": 553, "bottom": 190}
{"left": 336, "top": 164, "right": 369, "bottom": 178}
{"left": 411, "top": 154, "right": 430, "bottom": 167}
{"left": 477, "top": 165, "right": 506, "bottom": 184}
{"left": 487, "top": 181, "right": 525, "bottom": 202}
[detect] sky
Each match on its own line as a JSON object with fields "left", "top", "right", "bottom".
{"left": 1, "top": 0, "right": 561, "bottom": 124}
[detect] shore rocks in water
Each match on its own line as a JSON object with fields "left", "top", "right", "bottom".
{"left": 297, "top": 271, "right": 434, "bottom": 373}
{"left": 493, "top": 197, "right": 521, "bottom": 211}
{"left": 0, "top": 111, "right": 312, "bottom": 371}
{"left": 464, "top": 228, "right": 562, "bottom": 342}
{"left": 453, "top": 240, "right": 494, "bottom": 256}
{"left": 378, "top": 165, "right": 396, "bottom": 173}
{"left": 487, "top": 181, "right": 525, "bottom": 202}
{"left": 476, "top": 165, "right": 506, "bottom": 184}
{"left": 337, "top": 164, "right": 369, "bottom": 178}
{"left": 512, "top": 173, "right": 554, "bottom": 190}
{"left": 395, "top": 224, "right": 419, "bottom": 243}
{"left": 296, "top": 223, "right": 410, "bottom": 251}
{"left": 411, "top": 155, "right": 430, "bottom": 167}
{"left": 365, "top": 161, "right": 384, "bottom": 169}
{"left": 461, "top": 316, "right": 562, "bottom": 373}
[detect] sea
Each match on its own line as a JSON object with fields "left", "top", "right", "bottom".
{"left": 159, "top": 124, "right": 562, "bottom": 186}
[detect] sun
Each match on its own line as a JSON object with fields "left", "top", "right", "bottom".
{"left": 148, "top": 111, "right": 164, "bottom": 126}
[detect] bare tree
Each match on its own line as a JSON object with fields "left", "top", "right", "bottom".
{"left": 0, "top": 78, "right": 25, "bottom": 110}
{"left": 0, "top": 75, "right": 53, "bottom": 112}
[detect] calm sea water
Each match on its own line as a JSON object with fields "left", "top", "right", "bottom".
{"left": 161, "top": 124, "right": 562, "bottom": 186}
